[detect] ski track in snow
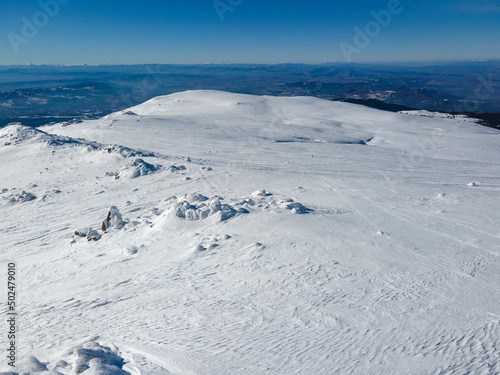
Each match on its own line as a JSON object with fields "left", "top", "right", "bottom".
{"left": 0, "top": 91, "right": 499, "bottom": 374}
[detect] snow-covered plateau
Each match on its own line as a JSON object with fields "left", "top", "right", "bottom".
{"left": 0, "top": 90, "right": 499, "bottom": 374}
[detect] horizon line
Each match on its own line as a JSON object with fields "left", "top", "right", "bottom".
{"left": 1, "top": 58, "right": 499, "bottom": 68}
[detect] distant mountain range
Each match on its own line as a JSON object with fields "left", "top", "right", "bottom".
{"left": 0, "top": 61, "right": 499, "bottom": 128}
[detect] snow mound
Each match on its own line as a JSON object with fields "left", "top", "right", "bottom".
{"left": 168, "top": 165, "right": 186, "bottom": 172}
{"left": 194, "top": 233, "right": 232, "bottom": 253}
{"left": 1, "top": 190, "right": 36, "bottom": 204}
{"left": 10, "top": 341, "right": 130, "bottom": 375}
{"left": 252, "top": 189, "right": 272, "bottom": 197}
{"left": 246, "top": 192, "right": 313, "bottom": 215}
{"left": 71, "top": 341, "right": 129, "bottom": 375}
{"left": 174, "top": 197, "right": 237, "bottom": 221}
{"left": 152, "top": 194, "right": 248, "bottom": 229}
{"left": 13, "top": 355, "right": 48, "bottom": 373}
{"left": 74, "top": 227, "right": 102, "bottom": 242}
{"left": 39, "top": 188, "right": 62, "bottom": 201}
{"left": 125, "top": 244, "right": 145, "bottom": 255}
{"left": 281, "top": 201, "right": 313, "bottom": 214}
{"left": 114, "top": 158, "right": 161, "bottom": 180}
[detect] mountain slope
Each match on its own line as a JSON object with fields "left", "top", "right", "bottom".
{"left": 1, "top": 90, "right": 499, "bottom": 374}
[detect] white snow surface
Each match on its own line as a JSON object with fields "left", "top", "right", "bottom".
{"left": 1, "top": 90, "right": 499, "bottom": 374}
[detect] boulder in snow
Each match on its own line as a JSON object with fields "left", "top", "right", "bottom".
{"left": 102, "top": 206, "right": 125, "bottom": 232}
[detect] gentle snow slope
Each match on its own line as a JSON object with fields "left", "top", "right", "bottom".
{"left": 0, "top": 90, "right": 499, "bottom": 374}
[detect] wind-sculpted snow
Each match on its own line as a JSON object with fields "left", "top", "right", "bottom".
{"left": 6, "top": 341, "right": 131, "bottom": 375}
{"left": 1, "top": 189, "right": 36, "bottom": 204}
{"left": 1, "top": 91, "right": 499, "bottom": 374}
{"left": 113, "top": 158, "right": 161, "bottom": 180}
{"left": 174, "top": 197, "right": 238, "bottom": 221}
{"left": 0, "top": 124, "right": 94, "bottom": 149}
{"left": 154, "top": 191, "right": 313, "bottom": 227}
{"left": 1, "top": 124, "right": 159, "bottom": 160}
{"left": 0, "top": 124, "right": 45, "bottom": 145}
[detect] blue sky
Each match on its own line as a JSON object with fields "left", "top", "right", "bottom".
{"left": 0, "top": 0, "right": 499, "bottom": 65}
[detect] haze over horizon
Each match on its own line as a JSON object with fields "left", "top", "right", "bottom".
{"left": 1, "top": 0, "right": 499, "bottom": 65}
{"left": 2, "top": 59, "right": 500, "bottom": 67}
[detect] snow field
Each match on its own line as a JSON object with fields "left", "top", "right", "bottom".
{"left": 0, "top": 91, "right": 499, "bottom": 374}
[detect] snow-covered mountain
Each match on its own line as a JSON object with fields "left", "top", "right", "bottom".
{"left": 1, "top": 90, "right": 499, "bottom": 374}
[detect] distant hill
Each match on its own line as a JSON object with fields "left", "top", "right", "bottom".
{"left": 1, "top": 62, "right": 499, "bottom": 129}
